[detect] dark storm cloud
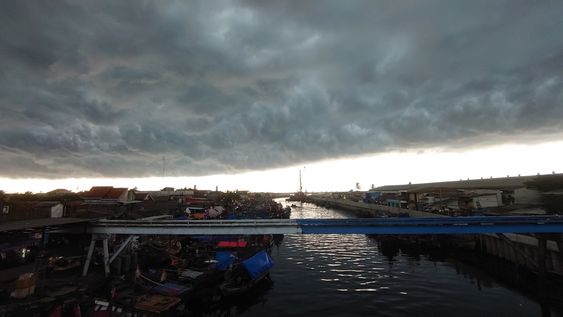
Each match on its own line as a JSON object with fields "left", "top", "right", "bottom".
{"left": 0, "top": 0, "right": 562, "bottom": 178}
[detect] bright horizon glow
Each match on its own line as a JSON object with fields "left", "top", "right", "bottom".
{"left": 1, "top": 141, "right": 562, "bottom": 194}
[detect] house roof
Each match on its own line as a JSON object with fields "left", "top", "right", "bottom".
{"left": 81, "top": 186, "right": 128, "bottom": 200}
{"left": 12, "top": 201, "right": 62, "bottom": 209}
{"left": 47, "top": 189, "right": 72, "bottom": 195}
{"left": 106, "top": 188, "right": 128, "bottom": 199}
{"left": 133, "top": 192, "right": 153, "bottom": 200}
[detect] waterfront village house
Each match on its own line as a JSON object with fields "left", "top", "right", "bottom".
{"left": 469, "top": 192, "right": 502, "bottom": 209}
{"left": 513, "top": 187, "right": 542, "bottom": 205}
{"left": 138, "top": 188, "right": 195, "bottom": 203}
{"left": 1, "top": 201, "right": 64, "bottom": 222}
{"left": 377, "top": 191, "right": 408, "bottom": 209}
{"left": 386, "top": 199, "right": 401, "bottom": 208}
{"left": 128, "top": 191, "right": 155, "bottom": 201}
{"left": 373, "top": 174, "right": 562, "bottom": 213}
{"left": 170, "top": 189, "right": 196, "bottom": 202}
{"left": 80, "top": 186, "right": 129, "bottom": 203}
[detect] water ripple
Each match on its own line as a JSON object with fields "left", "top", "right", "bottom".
{"left": 231, "top": 200, "right": 562, "bottom": 317}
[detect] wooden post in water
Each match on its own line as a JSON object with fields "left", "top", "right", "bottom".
{"left": 554, "top": 233, "right": 563, "bottom": 270}
{"left": 537, "top": 234, "right": 547, "bottom": 298}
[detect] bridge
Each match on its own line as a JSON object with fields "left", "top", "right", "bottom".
{"left": 82, "top": 215, "right": 563, "bottom": 235}
{"left": 74, "top": 215, "right": 563, "bottom": 276}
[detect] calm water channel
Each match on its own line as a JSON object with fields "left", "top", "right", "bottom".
{"left": 202, "top": 200, "right": 562, "bottom": 317}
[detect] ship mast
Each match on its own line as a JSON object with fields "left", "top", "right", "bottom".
{"left": 299, "top": 170, "right": 303, "bottom": 193}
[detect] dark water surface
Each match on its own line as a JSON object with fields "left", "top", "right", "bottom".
{"left": 209, "top": 200, "right": 562, "bottom": 317}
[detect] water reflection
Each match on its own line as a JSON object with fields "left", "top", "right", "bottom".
{"left": 194, "top": 200, "right": 562, "bottom": 317}
{"left": 190, "top": 278, "right": 273, "bottom": 317}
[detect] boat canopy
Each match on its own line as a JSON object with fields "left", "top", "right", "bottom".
{"left": 242, "top": 250, "right": 274, "bottom": 280}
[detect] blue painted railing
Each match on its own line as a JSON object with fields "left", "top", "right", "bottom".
{"left": 82, "top": 216, "right": 563, "bottom": 235}
{"left": 296, "top": 216, "right": 563, "bottom": 234}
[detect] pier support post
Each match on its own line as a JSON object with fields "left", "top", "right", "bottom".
{"left": 548, "top": 233, "right": 563, "bottom": 271}
{"left": 102, "top": 238, "right": 110, "bottom": 277}
{"left": 495, "top": 234, "right": 539, "bottom": 271}
{"left": 82, "top": 234, "right": 111, "bottom": 277}
{"left": 82, "top": 236, "right": 96, "bottom": 277}
{"left": 537, "top": 234, "right": 547, "bottom": 297}
{"left": 109, "top": 235, "right": 135, "bottom": 264}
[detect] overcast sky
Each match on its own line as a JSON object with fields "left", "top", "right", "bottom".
{"left": 1, "top": 1, "right": 562, "bottom": 185}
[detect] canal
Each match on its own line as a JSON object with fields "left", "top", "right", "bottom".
{"left": 203, "top": 200, "right": 562, "bottom": 317}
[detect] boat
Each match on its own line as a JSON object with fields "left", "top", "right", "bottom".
{"left": 219, "top": 250, "right": 274, "bottom": 297}
{"left": 287, "top": 170, "right": 307, "bottom": 202}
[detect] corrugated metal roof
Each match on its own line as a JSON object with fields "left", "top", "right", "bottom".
{"left": 374, "top": 174, "right": 561, "bottom": 192}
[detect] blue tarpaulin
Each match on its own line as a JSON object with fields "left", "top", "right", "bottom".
{"left": 215, "top": 251, "right": 235, "bottom": 271}
{"left": 365, "top": 191, "right": 381, "bottom": 199}
{"left": 242, "top": 250, "right": 274, "bottom": 280}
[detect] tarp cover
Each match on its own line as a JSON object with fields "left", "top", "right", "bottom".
{"left": 242, "top": 250, "right": 274, "bottom": 280}
{"left": 191, "top": 213, "right": 206, "bottom": 219}
{"left": 206, "top": 207, "right": 223, "bottom": 218}
{"left": 215, "top": 251, "right": 235, "bottom": 271}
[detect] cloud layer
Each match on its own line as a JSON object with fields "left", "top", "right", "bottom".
{"left": 1, "top": 0, "right": 562, "bottom": 178}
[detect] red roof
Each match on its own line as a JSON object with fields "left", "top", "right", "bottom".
{"left": 81, "top": 187, "right": 127, "bottom": 200}
{"left": 106, "top": 188, "right": 128, "bottom": 199}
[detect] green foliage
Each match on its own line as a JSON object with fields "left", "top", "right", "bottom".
{"left": 219, "top": 191, "right": 241, "bottom": 207}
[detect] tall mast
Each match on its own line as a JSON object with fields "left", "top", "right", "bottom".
{"left": 299, "top": 170, "right": 303, "bottom": 193}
